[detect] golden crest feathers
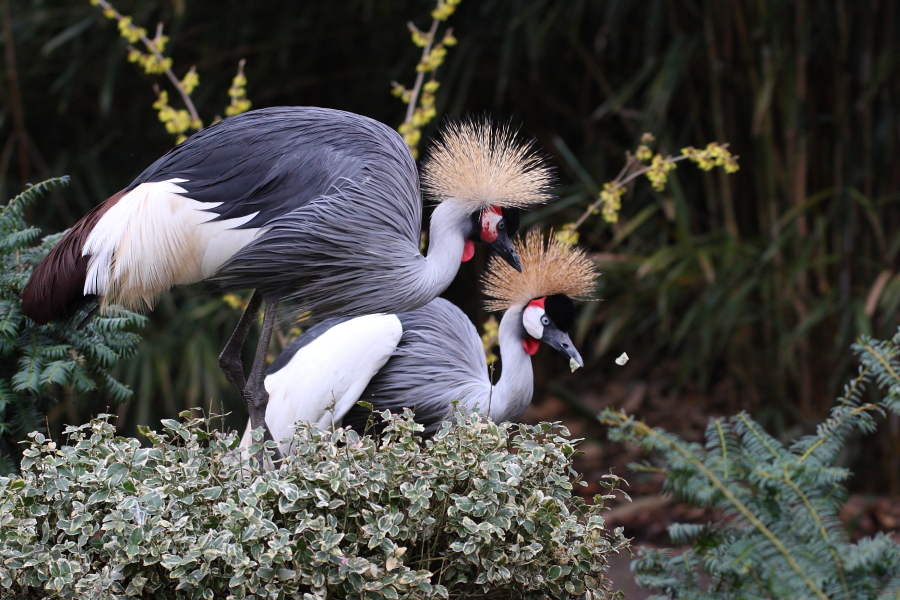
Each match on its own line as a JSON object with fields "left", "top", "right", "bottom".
{"left": 482, "top": 229, "right": 597, "bottom": 311}
{"left": 421, "top": 119, "right": 554, "bottom": 211}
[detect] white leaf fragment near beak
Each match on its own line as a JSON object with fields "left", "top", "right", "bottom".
{"left": 615, "top": 352, "right": 629, "bottom": 366}
{"left": 569, "top": 357, "right": 581, "bottom": 372}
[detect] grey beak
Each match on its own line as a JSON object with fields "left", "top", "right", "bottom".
{"left": 489, "top": 232, "right": 522, "bottom": 272}
{"left": 541, "top": 326, "right": 584, "bottom": 370}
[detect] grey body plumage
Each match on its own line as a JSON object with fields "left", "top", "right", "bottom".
{"left": 134, "top": 107, "right": 430, "bottom": 315}
{"left": 285, "top": 298, "right": 537, "bottom": 436}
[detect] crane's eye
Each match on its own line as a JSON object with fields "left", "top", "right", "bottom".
{"left": 497, "top": 220, "right": 506, "bottom": 231}
{"left": 540, "top": 315, "right": 550, "bottom": 326}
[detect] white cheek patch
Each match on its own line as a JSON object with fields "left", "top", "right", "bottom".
{"left": 522, "top": 305, "right": 545, "bottom": 339}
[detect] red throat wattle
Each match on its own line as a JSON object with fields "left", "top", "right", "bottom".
{"left": 522, "top": 336, "right": 541, "bottom": 355}
{"left": 461, "top": 239, "right": 475, "bottom": 262}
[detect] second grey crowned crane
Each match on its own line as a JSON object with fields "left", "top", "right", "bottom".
{"left": 20, "top": 109, "right": 551, "bottom": 451}
{"left": 240, "top": 230, "right": 597, "bottom": 455}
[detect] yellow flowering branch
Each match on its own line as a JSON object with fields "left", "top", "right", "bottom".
{"left": 393, "top": 0, "right": 461, "bottom": 158}
{"left": 225, "top": 59, "right": 252, "bottom": 117}
{"left": 90, "top": 0, "right": 253, "bottom": 144}
{"left": 91, "top": 0, "right": 201, "bottom": 136}
{"left": 568, "top": 134, "right": 740, "bottom": 235}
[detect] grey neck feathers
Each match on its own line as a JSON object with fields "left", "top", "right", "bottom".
{"left": 419, "top": 200, "right": 471, "bottom": 299}
{"left": 487, "top": 305, "right": 534, "bottom": 423}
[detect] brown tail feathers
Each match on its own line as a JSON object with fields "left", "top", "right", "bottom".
{"left": 21, "top": 190, "right": 126, "bottom": 324}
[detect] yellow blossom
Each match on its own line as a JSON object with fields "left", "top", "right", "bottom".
{"left": 222, "top": 293, "right": 246, "bottom": 310}
{"left": 554, "top": 224, "right": 580, "bottom": 247}
{"left": 645, "top": 154, "right": 676, "bottom": 192}
{"left": 116, "top": 16, "right": 145, "bottom": 44}
{"left": 635, "top": 145, "right": 652, "bottom": 161}
{"left": 152, "top": 90, "right": 170, "bottom": 111}
{"left": 225, "top": 64, "right": 252, "bottom": 117}
{"left": 152, "top": 33, "right": 168, "bottom": 54}
{"left": 180, "top": 67, "right": 199, "bottom": 95}
{"left": 418, "top": 45, "right": 448, "bottom": 72}
{"left": 409, "top": 25, "right": 428, "bottom": 48}
{"left": 682, "top": 142, "right": 740, "bottom": 173}
{"left": 391, "top": 82, "right": 412, "bottom": 103}
{"left": 599, "top": 181, "right": 627, "bottom": 223}
{"left": 481, "top": 315, "right": 499, "bottom": 365}
{"left": 432, "top": 1, "right": 457, "bottom": 21}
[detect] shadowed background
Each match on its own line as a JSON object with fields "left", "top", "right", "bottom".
{"left": 3, "top": 0, "right": 900, "bottom": 504}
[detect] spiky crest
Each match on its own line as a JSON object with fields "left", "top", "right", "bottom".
{"left": 421, "top": 119, "right": 553, "bottom": 211}
{"left": 482, "top": 229, "right": 597, "bottom": 311}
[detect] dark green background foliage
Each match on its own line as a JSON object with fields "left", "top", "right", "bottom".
{"left": 603, "top": 329, "right": 900, "bottom": 599}
{"left": 0, "top": 411, "right": 627, "bottom": 599}
{"left": 3, "top": 2, "right": 900, "bottom": 486}
{"left": 0, "top": 178, "right": 144, "bottom": 474}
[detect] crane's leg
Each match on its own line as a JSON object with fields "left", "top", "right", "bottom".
{"left": 245, "top": 295, "right": 284, "bottom": 466}
{"left": 218, "top": 290, "right": 263, "bottom": 395}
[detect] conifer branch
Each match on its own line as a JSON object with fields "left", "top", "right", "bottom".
{"left": 797, "top": 403, "right": 876, "bottom": 464}
{"left": 782, "top": 469, "right": 850, "bottom": 596}
{"left": 601, "top": 409, "right": 831, "bottom": 600}
{"left": 861, "top": 343, "right": 900, "bottom": 385}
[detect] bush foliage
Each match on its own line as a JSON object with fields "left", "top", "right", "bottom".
{"left": 602, "top": 329, "right": 900, "bottom": 599}
{"left": 0, "top": 179, "right": 144, "bottom": 474}
{"left": 0, "top": 409, "right": 628, "bottom": 599}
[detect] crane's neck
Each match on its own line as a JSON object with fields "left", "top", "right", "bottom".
{"left": 487, "top": 305, "right": 534, "bottom": 423}
{"left": 419, "top": 200, "right": 472, "bottom": 298}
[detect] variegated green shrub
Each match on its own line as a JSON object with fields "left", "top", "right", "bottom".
{"left": 0, "top": 410, "right": 628, "bottom": 599}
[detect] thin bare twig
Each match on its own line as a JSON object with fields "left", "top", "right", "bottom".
{"left": 404, "top": 18, "right": 440, "bottom": 125}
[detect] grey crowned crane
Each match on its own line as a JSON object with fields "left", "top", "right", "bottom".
{"left": 240, "top": 229, "right": 596, "bottom": 456}
{"left": 19, "top": 108, "right": 552, "bottom": 452}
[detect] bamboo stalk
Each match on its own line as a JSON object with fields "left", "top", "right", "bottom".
{"left": 1, "top": 0, "right": 30, "bottom": 185}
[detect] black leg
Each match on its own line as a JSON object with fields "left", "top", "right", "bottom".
{"left": 245, "top": 295, "right": 283, "bottom": 465}
{"left": 218, "top": 291, "right": 263, "bottom": 395}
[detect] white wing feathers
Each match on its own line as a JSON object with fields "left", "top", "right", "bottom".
{"left": 83, "top": 179, "right": 261, "bottom": 310}
{"left": 239, "top": 313, "right": 403, "bottom": 456}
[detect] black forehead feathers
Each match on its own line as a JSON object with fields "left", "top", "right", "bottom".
{"left": 466, "top": 211, "right": 480, "bottom": 239}
{"left": 543, "top": 294, "right": 576, "bottom": 332}
{"left": 501, "top": 207, "right": 520, "bottom": 236}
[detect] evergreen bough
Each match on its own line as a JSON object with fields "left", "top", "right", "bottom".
{"left": 602, "top": 331, "right": 900, "bottom": 599}
{"left": 0, "top": 178, "right": 144, "bottom": 474}
{"left": 0, "top": 409, "right": 628, "bottom": 599}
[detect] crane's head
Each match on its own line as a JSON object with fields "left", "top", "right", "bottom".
{"left": 422, "top": 119, "right": 553, "bottom": 273}
{"left": 521, "top": 293, "right": 583, "bottom": 370}
{"left": 461, "top": 206, "right": 521, "bottom": 270}
{"left": 482, "top": 229, "right": 598, "bottom": 371}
